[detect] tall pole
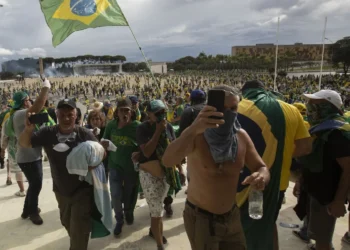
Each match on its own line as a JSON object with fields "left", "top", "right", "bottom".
{"left": 319, "top": 17, "right": 328, "bottom": 90}
{"left": 273, "top": 16, "right": 280, "bottom": 92}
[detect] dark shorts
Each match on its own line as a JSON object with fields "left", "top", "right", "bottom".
{"left": 308, "top": 196, "right": 336, "bottom": 245}
{"left": 274, "top": 190, "right": 286, "bottom": 222}
{"left": 183, "top": 200, "right": 246, "bottom": 250}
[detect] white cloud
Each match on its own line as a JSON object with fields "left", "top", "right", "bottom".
{"left": 0, "top": 0, "right": 8, "bottom": 5}
{"left": 0, "top": 0, "right": 349, "bottom": 61}
{"left": 257, "top": 14, "right": 288, "bottom": 26}
{"left": 0, "top": 48, "right": 13, "bottom": 56}
{"left": 16, "top": 48, "right": 47, "bottom": 57}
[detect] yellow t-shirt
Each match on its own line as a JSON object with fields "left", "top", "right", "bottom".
{"left": 1, "top": 112, "right": 10, "bottom": 127}
{"left": 278, "top": 100, "right": 310, "bottom": 191}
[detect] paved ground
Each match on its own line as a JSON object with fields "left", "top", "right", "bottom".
{"left": 0, "top": 161, "right": 349, "bottom": 250}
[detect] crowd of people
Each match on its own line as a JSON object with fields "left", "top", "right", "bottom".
{"left": 0, "top": 72, "right": 349, "bottom": 250}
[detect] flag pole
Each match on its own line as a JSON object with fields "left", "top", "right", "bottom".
{"left": 127, "top": 25, "right": 157, "bottom": 85}
{"left": 273, "top": 16, "right": 280, "bottom": 92}
{"left": 118, "top": 4, "right": 157, "bottom": 87}
{"left": 319, "top": 16, "right": 327, "bottom": 90}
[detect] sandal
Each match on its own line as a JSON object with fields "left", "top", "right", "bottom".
{"left": 6, "top": 178, "right": 12, "bottom": 186}
{"left": 292, "top": 230, "right": 310, "bottom": 243}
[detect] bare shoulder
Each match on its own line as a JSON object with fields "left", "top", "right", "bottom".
{"left": 237, "top": 129, "right": 250, "bottom": 143}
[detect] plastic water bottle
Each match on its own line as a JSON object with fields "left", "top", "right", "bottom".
{"left": 249, "top": 189, "right": 263, "bottom": 219}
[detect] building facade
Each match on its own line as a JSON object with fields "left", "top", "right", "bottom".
{"left": 231, "top": 43, "right": 331, "bottom": 61}
{"left": 150, "top": 62, "right": 167, "bottom": 74}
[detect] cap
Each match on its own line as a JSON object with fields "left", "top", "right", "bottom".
{"left": 190, "top": 89, "right": 206, "bottom": 101}
{"left": 303, "top": 90, "right": 343, "bottom": 112}
{"left": 103, "top": 99, "right": 111, "bottom": 107}
{"left": 93, "top": 101, "right": 103, "bottom": 110}
{"left": 57, "top": 99, "right": 77, "bottom": 109}
{"left": 147, "top": 100, "right": 166, "bottom": 113}
{"left": 117, "top": 97, "right": 132, "bottom": 109}
{"left": 129, "top": 96, "right": 138, "bottom": 104}
{"left": 13, "top": 91, "right": 28, "bottom": 109}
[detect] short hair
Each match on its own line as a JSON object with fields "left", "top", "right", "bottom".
{"left": 87, "top": 110, "right": 106, "bottom": 127}
{"left": 212, "top": 85, "right": 239, "bottom": 96}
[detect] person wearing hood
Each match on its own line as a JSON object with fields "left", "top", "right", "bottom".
{"left": 162, "top": 85, "right": 270, "bottom": 250}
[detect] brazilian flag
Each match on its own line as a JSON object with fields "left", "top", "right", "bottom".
{"left": 39, "top": 0, "right": 129, "bottom": 47}
{"left": 237, "top": 88, "right": 286, "bottom": 250}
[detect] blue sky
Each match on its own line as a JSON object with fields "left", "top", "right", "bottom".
{"left": 0, "top": 0, "right": 349, "bottom": 64}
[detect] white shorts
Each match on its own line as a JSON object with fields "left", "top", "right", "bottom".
{"left": 8, "top": 156, "right": 21, "bottom": 173}
{"left": 139, "top": 170, "right": 169, "bottom": 217}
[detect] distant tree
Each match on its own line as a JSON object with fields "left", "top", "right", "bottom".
{"left": 278, "top": 70, "right": 287, "bottom": 77}
{"left": 0, "top": 71, "right": 15, "bottom": 80}
{"left": 137, "top": 62, "right": 148, "bottom": 71}
{"left": 330, "top": 37, "right": 350, "bottom": 76}
{"left": 123, "top": 63, "right": 137, "bottom": 72}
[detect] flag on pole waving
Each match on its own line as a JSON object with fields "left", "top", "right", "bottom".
{"left": 40, "top": 0, "right": 129, "bottom": 47}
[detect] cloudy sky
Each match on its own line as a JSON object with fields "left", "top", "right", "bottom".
{"left": 0, "top": 0, "right": 349, "bottom": 65}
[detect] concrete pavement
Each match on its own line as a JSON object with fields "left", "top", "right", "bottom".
{"left": 0, "top": 162, "right": 349, "bottom": 250}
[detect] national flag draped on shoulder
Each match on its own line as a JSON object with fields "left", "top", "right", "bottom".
{"left": 39, "top": 0, "right": 129, "bottom": 47}
{"left": 237, "top": 87, "right": 286, "bottom": 250}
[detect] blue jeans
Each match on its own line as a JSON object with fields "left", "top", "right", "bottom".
{"left": 109, "top": 168, "right": 139, "bottom": 223}
{"left": 18, "top": 160, "right": 43, "bottom": 215}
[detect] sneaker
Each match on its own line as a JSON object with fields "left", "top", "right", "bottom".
{"left": 125, "top": 213, "right": 134, "bottom": 225}
{"left": 342, "top": 232, "right": 350, "bottom": 245}
{"left": 292, "top": 230, "right": 310, "bottom": 243}
{"left": 149, "top": 228, "right": 168, "bottom": 244}
{"left": 114, "top": 222, "right": 124, "bottom": 236}
{"left": 22, "top": 208, "right": 41, "bottom": 219}
{"left": 15, "top": 191, "right": 26, "bottom": 197}
{"left": 6, "top": 178, "right": 12, "bottom": 186}
{"left": 29, "top": 214, "right": 43, "bottom": 225}
{"left": 139, "top": 193, "right": 145, "bottom": 199}
{"left": 164, "top": 204, "right": 173, "bottom": 218}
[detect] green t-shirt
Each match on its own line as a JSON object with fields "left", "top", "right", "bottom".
{"left": 173, "top": 105, "right": 184, "bottom": 125}
{"left": 103, "top": 120, "right": 140, "bottom": 172}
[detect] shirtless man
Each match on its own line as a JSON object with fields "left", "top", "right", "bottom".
{"left": 163, "top": 85, "right": 270, "bottom": 250}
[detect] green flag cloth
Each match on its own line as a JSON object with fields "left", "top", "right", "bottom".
{"left": 237, "top": 88, "right": 286, "bottom": 250}
{"left": 40, "top": 0, "right": 129, "bottom": 47}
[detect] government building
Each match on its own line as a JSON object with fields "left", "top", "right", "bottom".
{"left": 231, "top": 43, "right": 331, "bottom": 61}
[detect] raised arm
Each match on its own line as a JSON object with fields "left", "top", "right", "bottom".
{"left": 162, "top": 106, "right": 224, "bottom": 168}
{"left": 140, "top": 121, "right": 165, "bottom": 158}
{"left": 28, "top": 79, "right": 51, "bottom": 114}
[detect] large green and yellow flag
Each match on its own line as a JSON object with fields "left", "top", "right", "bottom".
{"left": 237, "top": 88, "right": 286, "bottom": 250}
{"left": 39, "top": 0, "right": 129, "bottom": 47}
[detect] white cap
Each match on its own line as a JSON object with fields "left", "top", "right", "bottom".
{"left": 303, "top": 90, "right": 343, "bottom": 112}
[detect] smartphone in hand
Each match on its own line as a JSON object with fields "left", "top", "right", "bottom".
{"left": 207, "top": 90, "right": 225, "bottom": 119}
{"left": 29, "top": 113, "right": 49, "bottom": 124}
